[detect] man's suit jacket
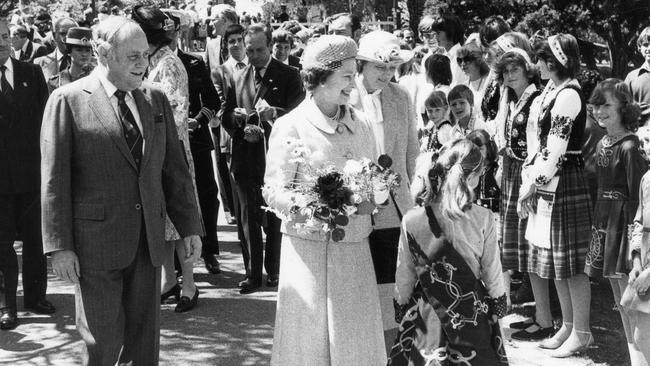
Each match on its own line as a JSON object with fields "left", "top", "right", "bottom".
{"left": 349, "top": 81, "right": 419, "bottom": 229}
{"left": 34, "top": 49, "right": 63, "bottom": 80}
{"left": 212, "top": 61, "right": 237, "bottom": 154}
{"left": 177, "top": 50, "right": 220, "bottom": 153}
{"left": 15, "top": 40, "right": 48, "bottom": 63}
{"left": 204, "top": 36, "right": 223, "bottom": 80}
{"left": 41, "top": 73, "right": 203, "bottom": 271}
{"left": 0, "top": 58, "right": 48, "bottom": 194}
{"left": 223, "top": 57, "right": 305, "bottom": 184}
{"left": 288, "top": 54, "right": 301, "bottom": 70}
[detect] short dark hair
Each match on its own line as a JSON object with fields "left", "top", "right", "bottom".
{"left": 245, "top": 23, "right": 272, "bottom": 45}
{"left": 10, "top": 24, "right": 30, "bottom": 38}
{"left": 479, "top": 16, "right": 511, "bottom": 47}
{"left": 272, "top": 29, "right": 293, "bottom": 48}
{"left": 534, "top": 34, "right": 581, "bottom": 79}
{"left": 430, "top": 14, "right": 464, "bottom": 45}
{"left": 224, "top": 23, "right": 245, "bottom": 43}
{"left": 448, "top": 84, "right": 474, "bottom": 105}
{"left": 589, "top": 78, "right": 642, "bottom": 132}
{"left": 424, "top": 54, "right": 452, "bottom": 86}
{"left": 301, "top": 66, "right": 334, "bottom": 91}
{"left": 326, "top": 13, "right": 361, "bottom": 34}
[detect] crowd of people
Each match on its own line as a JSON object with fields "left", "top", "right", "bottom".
{"left": 2, "top": 2, "right": 650, "bottom": 366}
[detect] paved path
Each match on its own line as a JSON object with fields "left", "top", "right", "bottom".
{"left": 0, "top": 222, "right": 608, "bottom": 365}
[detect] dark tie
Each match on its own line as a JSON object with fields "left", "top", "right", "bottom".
{"left": 254, "top": 67, "right": 263, "bottom": 89}
{"left": 0, "top": 65, "right": 14, "bottom": 104}
{"left": 114, "top": 90, "right": 143, "bottom": 167}
{"left": 236, "top": 62, "right": 246, "bottom": 70}
{"left": 59, "top": 55, "right": 70, "bottom": 72}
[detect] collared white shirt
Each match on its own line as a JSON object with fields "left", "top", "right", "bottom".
{"left": 355, "top": 75, "right": 385, "bottom": 155}
{"left": 1, "top": 57, "right": 14, "bottom": 90}
{"left": 14, "top": 40, "right": 30, "bottom": 60}
{"left": 224, "top": 55, "right": 249, "bottom": 72}
{"left": 95, "top": 68, "right": 145, "bottom": 151}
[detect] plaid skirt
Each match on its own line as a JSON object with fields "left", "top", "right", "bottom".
{"left": 500, "top": 156, "right": 529, "bottom": 272}
{"left": 527, "top": 164, "right": 592, "bottom": 280}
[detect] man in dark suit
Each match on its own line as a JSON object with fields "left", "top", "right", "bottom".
{"left": 41, "top": 17, "right": 203, "bottom": 365}
{"left": 223, "top": 24, "right": 304, "bottom": 294}
{"left": 271, "top": 29, "right": 301, "bottom": 70}
{"left": 0, "top": 19, "right": 53, "bottom": 331}
{"left": 34, "top": 17, "right": 78, "bottom": 80}
{"left": 10, "top": 24, "right": 48, "bottom": 63}
{"left": 175, "top": 30, "right": 222, "bottom": 275}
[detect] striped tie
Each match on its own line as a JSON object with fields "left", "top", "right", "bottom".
{"left": 114, "top": 90, "right": 143, "bottom": 167}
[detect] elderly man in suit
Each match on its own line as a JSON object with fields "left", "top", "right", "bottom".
{"left": 349, "top": 30, "right": 419, "bottom": 328}
{"left": 34, "top": 17, "right": 78, "bottom": 80}
{"left": 204, "top": 4, "right": 237, "bottom": 78}
{"left": 223, "top": 23, "right": 304, "bottom": 294}
{"left": 10, "top": 24, "right": 48, "bottom": 63}
{"left": 0, "top": 18, "right": 53, "bottom": 331}
{"left": 41, "top": 17, "right": 203, "bottom": 365}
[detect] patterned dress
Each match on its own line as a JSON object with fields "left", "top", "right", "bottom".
{"left": 585, "top": 134, "right": 647, "bottom": 278}
{"left": 391, "top": 204, "right": 508, "bottom": 365}
{"left": 522, "top": 79, "right": 592, "bottom": 280}
{"left": 499, "top": 85, "right": 539, "bottom": 272}
{"left": 148, "top": 46, "right": 200, "bottom": 241}
{"left": 418, "top": 120, "right": 451, "bottom": 152}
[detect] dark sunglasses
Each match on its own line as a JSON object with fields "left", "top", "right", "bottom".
{"left": 457, "top": 56, "right": 477, "bottom": 65}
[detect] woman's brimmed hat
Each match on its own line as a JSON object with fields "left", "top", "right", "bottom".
{"left": 356, "top": 30, "right": 413, "bottom": 65}
{"left": 65, "top": 27, "right": 93, "bottom": 48}
{"left": 302, "top": 35, "right": 358, "bottom": 70}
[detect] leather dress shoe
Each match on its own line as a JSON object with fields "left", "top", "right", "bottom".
{"left": 175, "top": 288, "right": 199, "bottom": 313}
{"left": 25, "top": 299, "right": 56, "bottom": 315}
{"left": 0, "top": 308, "right": 17, "bottom": 330}
{"left": 203, "top": 255, "right": 221, "bottom": 274}
{"left": 266, "top": 275, "right": 279, "bottom": 287}
{"left": 239, "top": 279, "right": 262, "bottom": 295}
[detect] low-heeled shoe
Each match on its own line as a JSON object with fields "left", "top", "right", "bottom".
{"left": 0, "top": 308, "right": 17, "bottom": 330}
{"left": 175, "top": 288, "right": 199, "bottom": 313}
{"left": 25, "top": 299, "right": 56, "bottom": 314}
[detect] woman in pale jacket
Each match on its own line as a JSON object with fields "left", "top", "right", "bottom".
{"left": 263, "top": 35, "right": 386, "bottom": 366}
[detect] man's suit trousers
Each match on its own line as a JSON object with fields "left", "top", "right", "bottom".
{"left": 0, "top": 192, "right": 47, "bottom": 309}
{"left": 75, "top": 229, "right": 161, "bottom": 366}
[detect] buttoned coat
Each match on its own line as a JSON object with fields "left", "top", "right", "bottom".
{"left": 41, "top": 73, "right": 203, "bottom": 271}
{"left": 222, "top": 57, "right": 304, "bottom": 184}
{"left": 349, "top": 81, "right": 419, "bottom": 229}
{"left": 0, "top": 58, "right": 49, "bottom": 194}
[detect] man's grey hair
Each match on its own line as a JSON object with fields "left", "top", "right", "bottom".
{"left": 92, "top": 16, "right": 143, "bottom": 61}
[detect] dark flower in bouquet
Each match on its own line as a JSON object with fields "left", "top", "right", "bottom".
{"left": 314, "top": 171, "right": 355, "bottom": 209}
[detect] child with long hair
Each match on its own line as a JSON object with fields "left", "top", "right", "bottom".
{"left": 467, "top": 129, "right": 500, "bottom": 213}
{"left": 419, "top": 90, "right": 452, "bottom": 152}
{"left": 586, "top": 79, "right": 648, "bottom": 365}
{"left": 390, "top": 139, "right": 509, "bottom": 365}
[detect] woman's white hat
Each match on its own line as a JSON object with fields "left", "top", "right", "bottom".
{"left": 356, "top": 30, "right": 413, "bottom": 65}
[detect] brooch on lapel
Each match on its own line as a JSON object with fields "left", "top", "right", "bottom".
{"left": 154, "top": 114, "right": 164, "bottom": 124}
{"left": 22, "top": 82, "right": 28, "bottom": 87}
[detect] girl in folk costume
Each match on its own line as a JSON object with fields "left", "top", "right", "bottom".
{"left": 467, "top": 129, "right": 501, "bottom": 214}
{"left": 586, "top": 79, "right": 648, "bottom": 366}
{"left": 517, "top": 34, "right": 593, "bottom": 357}
{"left": 390, "top": 139, "right": 508, "bottom": 366}
{"left": 493, "top": 48, "right": 540, "bottom": 310}
{"left": 419, "top": 90, "right": 452, "bottom": 152}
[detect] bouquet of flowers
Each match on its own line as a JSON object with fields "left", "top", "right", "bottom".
{"left": 264, "top": 138, "right": 401, "bottom": 242}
